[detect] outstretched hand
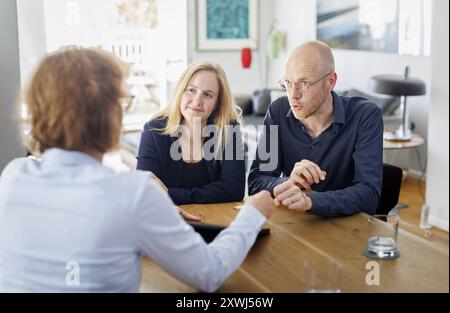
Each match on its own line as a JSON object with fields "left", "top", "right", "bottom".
{"left": 177, "top": 207, "right": 203, "bottom": 222}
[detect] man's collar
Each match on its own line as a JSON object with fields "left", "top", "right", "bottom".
{"left": 332, "top": 91, "right": 345, "bottom": 125}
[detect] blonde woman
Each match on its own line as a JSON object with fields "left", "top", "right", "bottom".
{"left": 137, "top": 60, "right": 245, "bottom": 205}
{"left": 0, "top": 47, "right": 274, "bottom": 292}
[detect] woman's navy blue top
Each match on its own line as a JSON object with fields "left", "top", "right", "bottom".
{"left": 136, "top": 117, "right": 245, "bottom": 205}
{"left": 177, "top": 160, "right": 211, "bottom": 189}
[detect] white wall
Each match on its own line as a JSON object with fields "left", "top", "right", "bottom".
{"left": 425, "top": 0, "right": 449, "bottom": 231}
{"left": 267, "top": 0, "right": 317, "bottom": 87}
{"left": 0, "top": 0, "right": 25, "bottom": 171}
{"left": 268, "top": 0, "right": 431, "bottom": 173}
{"left": 186, "top": 0, "right": 274, "bottom": 95}
{"left": 158, "top": 0, "right": 188, "bottom": 105}
{"left": 16, "top": 0, "right": 47, "bottom": 87}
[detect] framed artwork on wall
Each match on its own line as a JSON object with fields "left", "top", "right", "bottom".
{"left": 197, "top": 0, "right": 258, "bottom": 51}
{"left": 316, "top": 0, "right": 431, "bottom": 56}
{"left": 316, "top": 0, "right": 399, "bottom": 53}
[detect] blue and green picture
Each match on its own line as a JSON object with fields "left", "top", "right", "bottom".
{"left": 206, "top": 0, "right": 250, "bottom": 39}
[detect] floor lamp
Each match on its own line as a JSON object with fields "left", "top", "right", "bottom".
{"left": 369, "top": 66, "right": 426, "bottom": 141}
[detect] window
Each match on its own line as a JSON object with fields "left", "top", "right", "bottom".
{"left": 18, "top": 0, "right": 188, "bottom": 132}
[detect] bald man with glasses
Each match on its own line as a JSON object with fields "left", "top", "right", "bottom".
{"left": 248, "top": 41, "right": 383, "bottom": 217}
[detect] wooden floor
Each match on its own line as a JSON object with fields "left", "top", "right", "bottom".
{"left": 396, "top": 177, "right": 449, "bottom": 252}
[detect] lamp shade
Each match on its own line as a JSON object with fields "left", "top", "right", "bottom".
{"left": 369, "top": 67, "right": 426, "bottom": 142}
{"left": 369, "top": 75, "right": 426, "bottom": 96}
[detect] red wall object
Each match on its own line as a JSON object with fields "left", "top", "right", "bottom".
{"left": 241, "top": 47, "right": 252, "bottom": 69}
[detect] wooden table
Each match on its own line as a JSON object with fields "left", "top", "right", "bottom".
{"left": 140, "top": 203, "right": 449, "bottom": 293}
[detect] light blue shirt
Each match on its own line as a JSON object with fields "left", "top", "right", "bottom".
{"left": 0, "top": 148, "right": 266, "bottom": 292}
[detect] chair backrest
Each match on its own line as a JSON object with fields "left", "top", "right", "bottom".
{"left": 377, "top": 163, "right": 403, "bottom": 215}
{"left": 340, "top": 88, "right": 400, "bottom": 116}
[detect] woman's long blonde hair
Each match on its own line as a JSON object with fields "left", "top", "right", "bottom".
{"left": 153, "top": 60, "right": 241, "bottom": 153}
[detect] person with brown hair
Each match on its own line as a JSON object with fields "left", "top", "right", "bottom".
{"left": 0, "top": 47, "right": 274, "bottom": 292}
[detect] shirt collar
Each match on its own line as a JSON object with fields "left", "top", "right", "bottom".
{"left": 42, "top": 148, "right": 101, "bottom": 167}
{"left": 286, "top": 107, "right": 295, "bottom": 119}
{"left": 286, "top": 91, "right": 346, "bottom": 126}
{"left": 332, "top": 91, "right": 346, "bottom": 125}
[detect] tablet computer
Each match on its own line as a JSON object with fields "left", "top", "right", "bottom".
{"left": 188, "top": 222, "right": 270, "bottom": 243}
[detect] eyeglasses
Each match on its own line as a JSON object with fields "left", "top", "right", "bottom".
{"left": 278, "top": 72, "right": 333, "bottom": 94}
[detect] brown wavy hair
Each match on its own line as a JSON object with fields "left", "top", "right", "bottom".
{"left": 19, "top": 47, "right": 127, "bottom": 155}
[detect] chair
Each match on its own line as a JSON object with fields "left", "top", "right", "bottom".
{"left": 377, "top": 163, "right": 403, "bottom": 215}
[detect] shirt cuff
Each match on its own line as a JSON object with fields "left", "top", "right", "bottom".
{"left": 306, "top": 192, "right": 330, "bottom": 217}
{"left": 168, "top": 188, "right": 191, "bottom": 205}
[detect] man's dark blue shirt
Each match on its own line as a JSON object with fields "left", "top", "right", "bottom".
{"left": 248, "top": 91, "right": 383, "bottom": 217}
